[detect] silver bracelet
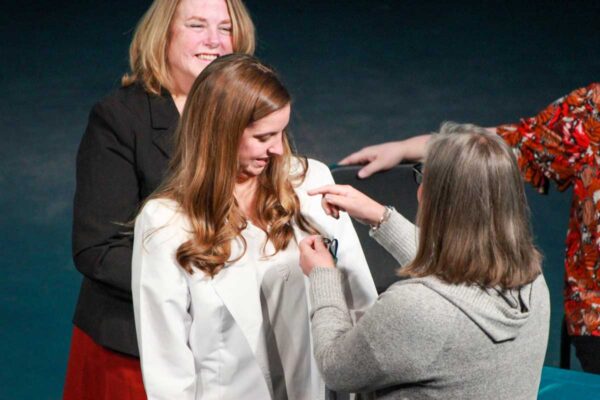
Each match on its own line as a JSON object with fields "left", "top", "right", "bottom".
{"left": 370, "top": 205, "right": 395, "bottom": 232}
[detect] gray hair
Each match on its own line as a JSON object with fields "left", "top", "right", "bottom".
{"left": 400, "top": 122, "right": 542, "bottom": 289}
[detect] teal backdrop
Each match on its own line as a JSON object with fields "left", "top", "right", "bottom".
{"left": 1, "top": 0, "right": 599, "bottom": 398}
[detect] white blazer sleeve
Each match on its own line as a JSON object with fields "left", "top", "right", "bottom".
{"left": 301, "top": 159, "right": 378, "bottom": 312}
{"left": 132, "top": 200, "right": 196, "bottom": 400}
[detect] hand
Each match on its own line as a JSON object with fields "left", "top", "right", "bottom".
{"left": 299, "top": 235, "right": 336, "bottom": 276}
{"left": 339, "top": 141, "right": 406, "bottom": 178}
{"left": 339, "top": 135, "right": 430, "bottom": 178}
{"left": 308, "top": 184, "right": 386, "bottom": 226}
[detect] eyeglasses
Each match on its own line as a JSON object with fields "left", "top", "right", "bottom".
{"left": 412, "top": 163, "right": 423, "bottom": 185}
{"left": 322, "top": 237, "right": 338, "bottom": 262}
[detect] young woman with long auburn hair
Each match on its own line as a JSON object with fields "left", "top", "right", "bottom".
{"left": 299, "top": 123, "right": 550, "bottom": 399}
{"left": 131, "top": 54, "right": 377, "bottom": 399}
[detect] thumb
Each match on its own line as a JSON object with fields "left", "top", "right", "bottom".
{"left": 314, "top": 237, "right": 328, "bottom": 251}
{"left": 299, "top": 235, "right": 319, "bottom": 252}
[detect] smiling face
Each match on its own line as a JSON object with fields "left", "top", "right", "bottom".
{"left": 237, "top": 104, "right": 291, "bottom": 180}
{"left": 167, "top": 0, "right": 234, "bottom": 95}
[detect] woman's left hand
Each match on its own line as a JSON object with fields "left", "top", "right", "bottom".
{"left": 299, "top": 235, "right": 335, "bottom": 276}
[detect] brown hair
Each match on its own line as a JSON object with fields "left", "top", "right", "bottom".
{"left": 121, "top": 0, "right": 256, "bottom": 94}
{"left": 148, "top": 54, "right": 317, "bottom": 277}
{"left": 400, "top": 122, "right": 542, "bottom": 289}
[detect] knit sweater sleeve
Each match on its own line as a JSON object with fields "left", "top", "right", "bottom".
{"left": 309, "top": 267, "right": 453, "bottom": 393}
{"left": 369, "top": 210, "right": 418, "bottom": 266}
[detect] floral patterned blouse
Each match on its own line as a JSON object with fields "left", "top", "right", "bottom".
{"left": 498, "top": 83, "right": 600, "bottom": 336}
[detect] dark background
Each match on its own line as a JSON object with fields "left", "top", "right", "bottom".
{"left": 1, "top": 0, "right": 599, "bottom": 398}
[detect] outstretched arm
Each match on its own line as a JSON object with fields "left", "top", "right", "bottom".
{"left": 307, "top": 184, "right": 418, "bottom": 266}
{"left": 339, "top": 134, "right": 431, "bottom": 178}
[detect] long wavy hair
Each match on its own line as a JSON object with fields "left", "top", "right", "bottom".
{"left": 121, "top": 0, "right": 256, "bottom": 95}
{"left": 148, "top": 54, "right": 318, "bottom": 277}
{"left": 400, "top": 122, "right": 542, "bottom": 289}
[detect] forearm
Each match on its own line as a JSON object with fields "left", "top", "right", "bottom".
{"left": 398, "top": 134, "right": 430, "bottom": 161}
{"left": 309, "top": 268, "right": 385, "bottom": 392}
{"left": 370, "top": 210, "right": 418, "bottom": 266}
{"left": 73, "top": 239, "right": 134, "bottom": 296}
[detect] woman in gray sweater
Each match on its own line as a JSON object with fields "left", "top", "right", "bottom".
{"left": 299, "top": 123, "right": 550, "bottom": 400}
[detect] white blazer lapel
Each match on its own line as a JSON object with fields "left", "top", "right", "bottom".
{"left": 209, "top": 242, "right": 263, "bottom": 357}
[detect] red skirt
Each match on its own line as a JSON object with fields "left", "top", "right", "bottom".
{"left": 63, "top": 326, "right": 147, "bottom": 400}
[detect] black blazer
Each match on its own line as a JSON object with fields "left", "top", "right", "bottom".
{"left": 72, "top": 82, "right": 179, "bottom": 356}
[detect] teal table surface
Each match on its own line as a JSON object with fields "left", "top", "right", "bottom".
{"left": 539, "top": 366, "right": 600, "bottom": 399}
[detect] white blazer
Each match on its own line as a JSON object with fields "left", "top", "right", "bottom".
{"left": 132, "top": 159, "right": 377, "bottom": 400}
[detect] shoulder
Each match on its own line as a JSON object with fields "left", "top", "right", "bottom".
{"left": 365, "top": 279, "right": 459, "bottom": 355}
{"left": 306, "top": 158, "right": 331, "bottom": 177}
{"left": 137, "top": 198, "right": 187, "bottom": 232}
{"left": 531, "top": 274, "right": 551, "bottom": 308}
{"left": 306, "top": 158, "right": 330, "bottom": 173}
{"left": 134, "top": 198, "right": 192, "bottom": 255}
{"left": 97, "top": 81, "right": 148, "bottom": 106}
{"left": 381, "top": 278, "right": 459, "bottom": 323}
{"left": 290, "top": 156, "right": 330, "bottom": 175}
{"left": 291, "top": 157, "right": 333, "bottom": 189}
{"left": 90, "top": 82, "right": 151, "bottom": 123}
{"left": 82, "top": 83, "right": 160, "bottom": 149}
{"left": 586, "top": 82, "right": 600, "bottom": 91}
{"left": 573, "top": 82, "right": 600, "bottom": 97}
{"left": 552, "top": 82, "right": 600, "bottom": 109}
{"left": 387, "top": 278, "right": 456, "bottom": 305}
{"left": 584, "top": 82, "right": 600, "bottom": 107}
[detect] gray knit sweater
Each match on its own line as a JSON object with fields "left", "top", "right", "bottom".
{"left": 309, "top": 211, "right": 550, "bottom": 400}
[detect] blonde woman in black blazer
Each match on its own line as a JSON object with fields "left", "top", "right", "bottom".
{"left": 64, "top": 1, "right": 255, "bottom": 398}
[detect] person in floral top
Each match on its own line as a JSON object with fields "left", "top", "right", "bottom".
{"left": 339, "top": 83, "right": 600, "bottom": 373}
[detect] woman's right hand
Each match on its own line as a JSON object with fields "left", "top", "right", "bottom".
{"left": 338, "top": 134, "right": 431, "bottom": 178}
{"left": 308, "top": 184, "right": 386, "bottom": 226}
{"left": 338, "top": 141, "right": 406, "bottom": 179}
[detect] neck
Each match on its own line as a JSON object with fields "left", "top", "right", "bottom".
{"left": 234, "top": 176, "right": 259, "bottom": 221}
{"left": 169, "top": 79, "right": 192, "bottom": 114}
{"left": 171, "top": 92, "right": 188, "bottom": 114}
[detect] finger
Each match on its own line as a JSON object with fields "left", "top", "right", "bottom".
{"left": 308, "top": 184, "right": 349, "bottom": 197}
{"left": 299, "top": 235, "right": 319, "bottom": 251}
{"left": 321, "top": 197, "right": 334, "bottom": 216}
{"left": 320, "top": 197, "right": 341, "bottom": 219}
{"left": 332, "top": 207, "right": 340, "bottom": 219}
{"left": 314, "top": 236, "right": 329, "bottom": 251}
{"left": 357, "top": 159, "right": 387, "bottom": 179}
{"left": 339, "top": 150, "right": 372, "bottom": 166}
{"left": 323, "top": 193, "right": 351, "bottom": 212}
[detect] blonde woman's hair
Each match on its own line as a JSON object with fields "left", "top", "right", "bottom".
{"left": 400, "top": 122, "right": 542, "bottom": 289}
{"left": 121, "top": 0, "right": 256, "bottom": 95}
{"left": 147, "top": 54, "right": 318, "bottom": 277}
